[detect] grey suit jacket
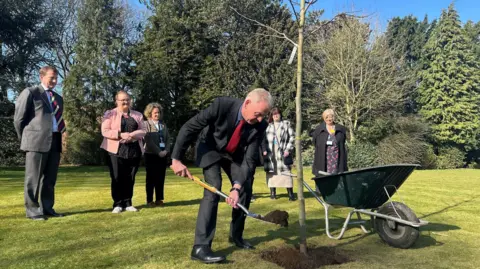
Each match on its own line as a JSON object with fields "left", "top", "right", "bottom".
{"left": 14, "top": 84, "right": 64, "bottom": 152}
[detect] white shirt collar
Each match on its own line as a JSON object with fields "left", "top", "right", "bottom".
{"left": 41, "top": 83, "right": 52, "bottom": 91}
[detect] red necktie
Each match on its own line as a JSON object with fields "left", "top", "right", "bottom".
{"left": 225, "top": 119, "right": 246, "bottom": 154}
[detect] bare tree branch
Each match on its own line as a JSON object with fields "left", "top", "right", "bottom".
{"left": 230, "top": 6, "right": 298, "bottom": 47}
{"left": 288, "top": 0, "right": 300, "bottom": 24}
{"left": 305, "top": 0, "right": 318, "bottom": 13}
{"left": 307, "top": 11, "right": 368, "bottom": 37}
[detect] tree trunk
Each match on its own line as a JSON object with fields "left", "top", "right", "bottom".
{"left": 295, "top": 0, "right": 307, "bottom": 256}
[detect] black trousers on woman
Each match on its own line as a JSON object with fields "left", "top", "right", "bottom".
{"left": 108, "top": 155, "right": 141, "bottom": 208}
{"left": 144, "top": 153, "right": 168, "bottom": 203}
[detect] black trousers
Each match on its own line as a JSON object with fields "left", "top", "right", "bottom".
{"left": 194, "top": 157, "right": 253, "bottom": 246}
{"left": 107, "top": 155, "right": 141, "bottom": 208}
{"left": 144, "top": 153, "right": 167, "bottom": 203}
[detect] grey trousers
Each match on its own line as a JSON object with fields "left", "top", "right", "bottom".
{"left": 24, "top": 134, "right": 61, "bottom": 217}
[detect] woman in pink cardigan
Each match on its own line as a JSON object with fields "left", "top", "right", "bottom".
{"left": 101, "top": 90, "right": 146, "bottom": 213}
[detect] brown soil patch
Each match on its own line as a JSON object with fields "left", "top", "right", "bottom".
{"left": 259, "top": 210, "right": 289, "bottom": 227}
{"left": 260, "top": 245, "right": 350, "bottom": 269}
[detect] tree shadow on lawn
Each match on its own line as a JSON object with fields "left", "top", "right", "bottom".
{"left": 418, "top": 195, "right": 480, "bottom": 219}
{"left": 216, "top": 217, "right": 458, "bottom": 257}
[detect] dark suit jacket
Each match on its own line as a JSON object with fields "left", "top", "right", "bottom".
{"left": 310, "top": 122, "right": 348, "bottom": 176}
{"left": 171, "top": 97, "right": 268, "bottom": 186}
{"left": 14, "top": 84, "right": 63, "bottom": 152}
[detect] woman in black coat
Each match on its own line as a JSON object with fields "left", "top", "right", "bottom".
{"left": 310, "top": 109, "right": 348, "bottom": 177}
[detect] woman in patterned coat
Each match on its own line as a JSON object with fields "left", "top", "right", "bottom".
{"left": 262, "top": 107, "right": 296, "bottom": 201}
{"left": 310, "top": 109, "right": 348, "bottom": 178}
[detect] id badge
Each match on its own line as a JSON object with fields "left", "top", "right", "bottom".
{"left": 326, "top": 141, "right": 333, "bottom": 146}
{"left": 159, "top": 142, "right": 166, "bottom": 148}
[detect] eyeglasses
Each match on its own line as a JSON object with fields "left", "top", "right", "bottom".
{"left": 117, "top": 99, "right": 130, "bottom": 102}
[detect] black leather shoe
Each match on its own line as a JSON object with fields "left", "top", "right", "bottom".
{"left": 228, "top": 237, "right": 255, "bottom": 249}
{"left": 190, "top": 245, "right": 225, "bottom": 264}
{"left": 28, "top": 215, "right": 47, "bottom": 221}
{"left": 46, "top": 212, "right": 65, "bottom": 217}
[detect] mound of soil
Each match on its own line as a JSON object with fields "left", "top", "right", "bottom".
{"left": 260, "top": 245, "right": 350, "bottom": 269}
{"left": 260, "top": 210, "right": 289, "bottom": 227}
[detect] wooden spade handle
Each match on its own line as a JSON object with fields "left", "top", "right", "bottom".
{"left": 192, "top": 176, "right": 217, "bottom": 193}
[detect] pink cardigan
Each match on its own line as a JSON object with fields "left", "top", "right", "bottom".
{"left": 100, "top": 108, "right": 147, "bottom": 154}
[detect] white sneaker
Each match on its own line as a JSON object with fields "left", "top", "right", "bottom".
{"left": 112, "top": 206, "right": 123, "bottom": 214}
{"left": 125, "top": 206, "right": 138, "bottom": 212}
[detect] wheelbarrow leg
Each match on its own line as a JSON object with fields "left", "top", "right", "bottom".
{"left": 356, "top": 212, "right": 370, "bottom": 234}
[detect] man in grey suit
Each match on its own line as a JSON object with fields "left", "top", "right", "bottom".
{"left": 14, "top": 66, "right": 66, "bottom": 221}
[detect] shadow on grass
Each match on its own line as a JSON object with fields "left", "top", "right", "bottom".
{"left": 418, "top": 195, "right": 480, "bottom": 219}
{"left": 64, "top": 208, "right": 113, "bottom": 215}
{"left": 135, "top": 199, "right": 202, "bottom": 210}
{"left": 421, "top": 222, "right": 460, "bottom": 232}
{"left": 217, "top": 217, "right": 373, "bottom": 256}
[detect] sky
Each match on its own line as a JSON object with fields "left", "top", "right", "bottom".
{"left": 311, "top": 0, "right": 480, "bottom": 29}
{"left": 128, "top": 0, "right": 480, "bottom": 29}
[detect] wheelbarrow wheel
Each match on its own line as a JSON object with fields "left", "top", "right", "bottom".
{"left": 374, "top": 201, "right": 419, "bottom": 249}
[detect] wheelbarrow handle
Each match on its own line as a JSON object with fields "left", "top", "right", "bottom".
{"left": 191, "top": 176, "right": 251, "bottom": 215}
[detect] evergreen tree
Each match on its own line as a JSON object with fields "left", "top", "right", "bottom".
{"left": 464, "top": 20, "right": 480, "bottom": 60}
{"left": 63, "top": 0, "right": 135, "bottom": 164}
{"left": 418, "top": 4, "right": 480, "bottom": 150}
{"left": 134, "top": 0, "right": 218, "bottom": 133}
{"left": 196, "top": 1, "right": 297, "bottom": 118}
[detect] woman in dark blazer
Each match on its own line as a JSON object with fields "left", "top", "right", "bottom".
{"left": 310, "top": 109, "right": 348, "bottom": 177}
{"left": 143, "top": 103, "right": 170, "bottom": 207}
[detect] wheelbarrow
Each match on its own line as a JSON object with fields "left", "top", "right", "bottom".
{"left": 294, "top": 164, "right": 428, "bottom": 249}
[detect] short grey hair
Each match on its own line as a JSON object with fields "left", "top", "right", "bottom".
{"left": 246, "top": 88, "right": 273, "bottom": 108}
{"left": 322, "top": 108, "right": 335, "bottom": 120}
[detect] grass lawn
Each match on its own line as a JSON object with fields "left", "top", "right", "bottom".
{"left": 0, "top": 166, "right": 479, "bottom": 269}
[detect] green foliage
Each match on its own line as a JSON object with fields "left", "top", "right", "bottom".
{"left": 63, "top": 132, "right": 105, "bottom": 165}
{"left": 0, "top": 0, "right": 59, "bottom": 98}
{"left": 0, "top": 117, "right": 24, "bottom": 166}
{"left": 347, "top": 141, "right": 378, "bottom": 170}
{"left": 385, "top": 15, "right": 430, "bottom": 68}
{"left": 436, "top": 146, "right": 466, "bottom": 169}
{"left": 376, "top": 133, "right": 428, "bottom": 165}
{"left": 196, "top": 1, "right": 297, "bottom": 118}
{"left": 418, "top": 4, "right": 480, "bottom": 150}
{"left": 134, "top": 0, "right": 219, "bottom": 132}
{"left": 63, "top": 0, "right": 136, "bottom": 164}
{"left": 464, "top": 20, "right": 480, "bottom": 60}
{"left": 420, "top": 144, "right": 438, "bottom": 170}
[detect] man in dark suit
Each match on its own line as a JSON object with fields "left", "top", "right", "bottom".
{"left": 170, "top": 88, "right": 272, "bottom": 263}
{"left": 14, "top": 66, "right": 66, "bottom": 221}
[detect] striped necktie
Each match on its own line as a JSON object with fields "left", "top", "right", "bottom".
{"left": 47, "top": 90, "right": 66, "bottom": 133}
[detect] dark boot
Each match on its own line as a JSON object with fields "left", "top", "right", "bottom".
{"left": 287, "top": 188, "right": 296, "bottom": 201}
{"left": 270, "top": 188, "right": 277, "bottom": 199}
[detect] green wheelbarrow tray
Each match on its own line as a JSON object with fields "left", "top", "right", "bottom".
{"left": 313, "top": 164, "right": 419, "bottom": 209}
{"left": 300, "top": 164, "right": 429, "bottom": 249}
